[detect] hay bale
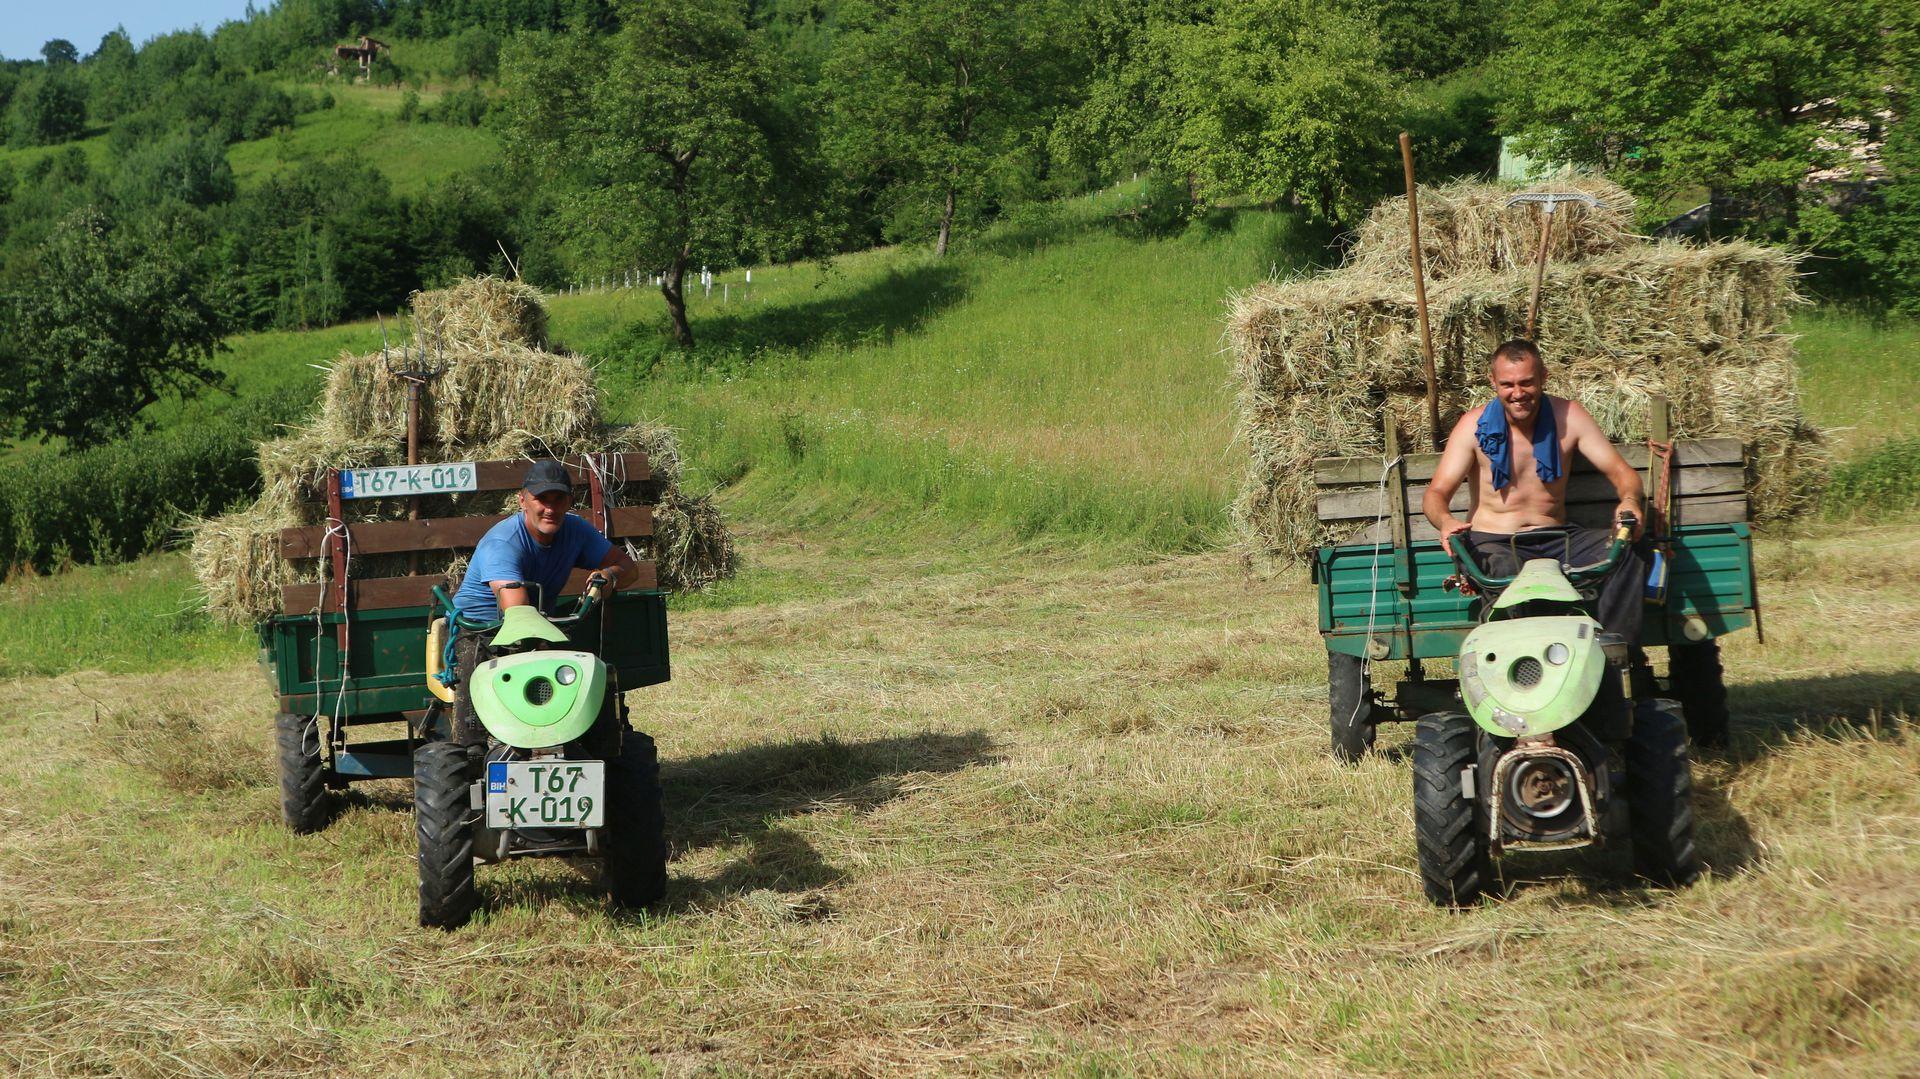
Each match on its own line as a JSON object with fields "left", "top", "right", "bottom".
{"left": 410, "top": 276, "right": 548, "bottom": 351}
{"left": 189, "top": 277, "right": 739, "bottom": 623}
{"left": 316, "top": 345, "right": 601, "bottom": 454}
{"left": 1230, "top": 211, "right": 1822, "bottom": 560}
{"left": 1345, "top": 176, "right": 1638, "bottom": 280}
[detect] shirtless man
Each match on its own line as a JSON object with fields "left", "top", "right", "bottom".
{"left": 1423, "top": 339, "right": 1647, "bottom": 648}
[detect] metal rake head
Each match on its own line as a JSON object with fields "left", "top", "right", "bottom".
{"left": 1505, "top": 190, "right": 1601, "bottom": 216}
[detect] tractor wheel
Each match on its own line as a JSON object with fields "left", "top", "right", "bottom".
{"left": 603, "top": 729, "right": 667, "bottom": 909}
{"left": 1329, "top": 652, "right": 1377, "bottom": 764}
{"left": 1412, "top": 712, "right": 1492, "bottom": 907}
{"left": 274, "top": 712, "right": 329, "bottom": 834}
{"left": 1668, "top": 641, "right": 1730, "bottom": 748}
{"left": 415, "top": 741, "right": 480, "bottom": 929}
{"left": 1625, "top": 701, "right": 1704, "bottom": 888}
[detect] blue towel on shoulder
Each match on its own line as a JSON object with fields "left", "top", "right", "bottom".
{"left": 1475, "top": 396, "right": 1561, "bottom": 491}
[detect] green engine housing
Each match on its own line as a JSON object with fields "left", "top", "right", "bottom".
{"left": 1458, "top": 615, "right": 1606, "bottom": 738}
{"left": 470, "top": 650, "right": 607, "bottom": 749}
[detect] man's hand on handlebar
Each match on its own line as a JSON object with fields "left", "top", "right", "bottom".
{"left": 1614, "top": 503, "right": 1643, "bottom": 542}
{"left": 584, "top": 571, "right": 614, "bottom": 598}
{"left": 1438, "top": 518, "right": 1472, "bottom": 554}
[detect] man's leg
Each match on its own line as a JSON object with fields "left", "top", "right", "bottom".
{"left": 1563, "top": 526, "right": 1646, "bottom": 646}
{"left": 1464, "top": 531, "right": 1524, "bottom": 606}
{"left": 452, "top": 633, "right": 486, "bottom": 746}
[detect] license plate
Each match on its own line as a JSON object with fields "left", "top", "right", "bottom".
{"left": 340, "top": 462, "right": 477, "bottom": 499}
{"left": 485, "top": 760, "right": 605, "bottom": 828}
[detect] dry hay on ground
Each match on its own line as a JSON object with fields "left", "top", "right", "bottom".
{"left": 190, "top": 280, "right": 737, "bottom": 624}
{"left": 1230, "top": 206, "right": 1823, "bottom": 560}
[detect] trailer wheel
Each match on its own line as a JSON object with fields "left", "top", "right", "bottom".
{"left": 1626, "top": 701, "right": 1703, "bottom": 888}
{"left": 604, "top": 729, "right": 667, "bottom": 909}
{"left": 1668, "top": 641, "right": 1729, "bottom": 748}
{"left": 1413, "top": 712, "right": 1491, "bottom": 908}
{"left": 415, "top": 741, "right": 480, "bottom": 929}
{"left": 274, "top": 712, "right": 329, "bottom": 834}
{"left": 1329, "top": 652, "right": 1377, "bottom": 763}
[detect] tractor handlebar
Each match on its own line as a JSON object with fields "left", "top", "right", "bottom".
{"left": 1442, "top": 513, "right": 1636, "bottom": 590}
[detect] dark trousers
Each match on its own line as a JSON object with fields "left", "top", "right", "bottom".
{"left": 452, "top": 632, "right": 488, "bottom": 745}
{"left": 1466, "top": 526, "right": 1646, "bottom": 649}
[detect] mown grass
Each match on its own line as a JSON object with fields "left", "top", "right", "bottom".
{"left": 1, "top": 519, "right": 1915, "bottom": 1073}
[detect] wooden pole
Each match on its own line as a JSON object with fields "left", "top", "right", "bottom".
{"left": 1525, "top": 207, "right": 1554, "bottom": 338}
{"left": 1399, "top": 132, "right": 1441, "bottom": 451}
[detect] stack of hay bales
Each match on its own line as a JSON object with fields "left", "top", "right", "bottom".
{"left": 191, "top": 276, "right": 737, "bottom": 624}
{"left": 1228, "top": 177, "right": 1824, "bottom": 560}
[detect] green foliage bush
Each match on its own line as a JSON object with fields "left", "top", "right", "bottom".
{"left": 6, "top": 70, "right": 88, "bottom": 147}
{"left": 0, "top": 421, "right": 261, "bottom": 573}
{"left": 1824, "top": 438, "right": 1920, "bottom": 519}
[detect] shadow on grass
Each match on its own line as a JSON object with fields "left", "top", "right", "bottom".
{"left": 969, "top": 199, "right": 1342, "bottom": 273}
{"left": 657, "top": 729, "right": 999, "bottom": 910}
{"left": 1722, "top": 669, "right": 1920, "bottom": 754}
{"left": 591, "top": 262, "right": 969, "bottom": 370}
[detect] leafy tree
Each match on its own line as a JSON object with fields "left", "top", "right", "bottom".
{"left": 113, "top": 132, "right": 237, "bottom": 209}
{"left": 1200, "top": 0, "right": 1404, "bottom": 227}
{"left": 449, "top": 26, "right": 501, "bottom": 80}
{"left": 0, "top": 207, "right": 228, "bottom": 448}
{"left": 1060, "top": 0, "right": 1402, "bottom": 227}
{"left": 825, "top": 0, "right": 1073, "bottom": 256}
{"left": 7, "top": 70, "right": 88, "bottom": 147}
{"left": 216, "top": 158, "right": 413, "bottom": 330}
{"left": 1798, "top": 109, "right": 1920, "bottom": 314}
{"left": 500, "top": 0, "right": 795, "bottom": 347}
{"left": 1374, "top": 0, "right": 1499, "bottom": 78}
{"left": 41, "top": 40, "right": 79, "bottom": 67}
{"left": 1050, "top": 0, "right": 1215, "bottom": 206}
{"left": 85, "top": 28, "right": 140, "bottom": 122}
{"left": 1496, "top": 0, "right": 1896, "bottom": 223}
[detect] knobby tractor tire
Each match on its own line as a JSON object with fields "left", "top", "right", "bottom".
{"left": 1625, "top": 702, "right": 1704, "bottom": 888}
{"left": 1668, "top": 641, "right": 1730, "bottom": 748}
{"left": 415, "top": 741, "right": 480, "bottom": 930}
{"left": 274, "top": 712, "right": 329, "bottom": 834}
{"left": 604, "top": 730, "right": 668, "bottom": 909}
{"left": 1412, "top": 712, "right": 1492, "bottom": 908}
{"left": 1329, "top": 652, "right": 1377, "bottom": 764}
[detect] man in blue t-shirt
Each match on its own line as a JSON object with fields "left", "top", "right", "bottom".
{"left": 447, "top": 459, "right": 640, "bottom": 742}
{"left": 453, "top": 459, "right": 640, "bottom": 622}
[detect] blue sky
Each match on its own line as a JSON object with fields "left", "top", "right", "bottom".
{"left": 2, "top": 2, "right": 259, "bottom": 62}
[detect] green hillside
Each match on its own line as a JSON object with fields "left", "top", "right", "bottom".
{"left": 225, "top": 84, "right": 499, "bottom": 197}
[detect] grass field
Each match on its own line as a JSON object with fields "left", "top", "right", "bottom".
{"left": 225, "top": 86, "right": 500, "bottom": 197}
{"left": 1, "top": 519, "right": 1916, "bottom": 1073}
{"left": 4, "top": 193, "right": 1919, "bottom": 1071}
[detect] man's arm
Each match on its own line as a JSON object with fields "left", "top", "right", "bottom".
{"left": 1565, "top": 401, "right": 1645, "bottom": 538}
{"left": 490, "top": 581, "right": 534, "bottom": 610}
{"left": 1423, "top": 412, "right": 1480, "bottom": 547}
{"left": 587, "top": 545, "right": 639, "bottom": 590}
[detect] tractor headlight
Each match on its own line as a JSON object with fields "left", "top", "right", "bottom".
{"left": 1489, "top": 707, "right": 1530, "bottom": 735}
{"left": 1544, "top": 642, "right": 1569, "bottom": 666}
{"left": 556, "top": 664, "right": 577, "bottom": 686}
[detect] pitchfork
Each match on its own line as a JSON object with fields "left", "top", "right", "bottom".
{"left": 1506, "top": 190, "right": 1601, "bottom": 339}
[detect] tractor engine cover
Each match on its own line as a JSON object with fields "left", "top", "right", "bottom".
{"left": 470, "top": 650, "right": 607, "bottom": 749}
{"left": 1458, "top": 615, "right": 1607, "bottom": 738}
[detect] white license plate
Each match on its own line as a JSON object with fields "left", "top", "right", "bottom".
{"left": 485, "top": 760, "right": 604, "bottom": 828}
{"left": 340, "top": 462, "right": 477, "bottom": 499}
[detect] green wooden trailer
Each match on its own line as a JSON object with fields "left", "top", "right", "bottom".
{"left": 255, "top": 452, "right": 670, "bottom": 830}
{"left": 1311, "top": 405, "right": 1759, "bottom": 760}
